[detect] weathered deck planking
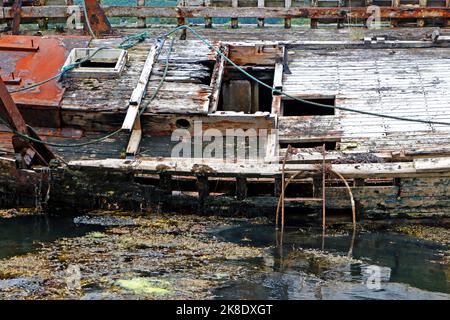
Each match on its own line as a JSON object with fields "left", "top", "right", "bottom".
{"left": 2, "top": 26, "right": 450, "bottom": 218}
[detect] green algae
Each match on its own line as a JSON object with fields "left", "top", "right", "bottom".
{"left": 116, "top": 278, "right": 171, "bottom": 295}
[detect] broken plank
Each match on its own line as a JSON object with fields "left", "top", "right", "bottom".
{"left": 209, "top": 44, "right": 229, "bottom": 113}
{"left": 273, "top": 60, "right": 283, "bottom": 94}
{"left": 126, "top": 117, "right": 142, "bottom": 157}
{"left": 123, "top": 39, "right": 164, "bottom": 131}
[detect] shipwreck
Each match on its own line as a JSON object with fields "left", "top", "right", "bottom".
{"left": 1, "top": 0, "right": 450, "bottom": 222}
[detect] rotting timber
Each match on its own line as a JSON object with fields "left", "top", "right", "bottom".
{"left": 2, "top": 2, "right": 450, "bottom": 220}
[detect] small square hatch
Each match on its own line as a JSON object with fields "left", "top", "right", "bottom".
{"left": 62, "top": 48, "right": 127, "bottom": 78}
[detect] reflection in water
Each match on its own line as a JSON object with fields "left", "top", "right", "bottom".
{"left": 0, "top": 215, "right": 103, "bottom": 259}
{"left": 216, "top": 225, "right": 450, "bottom": 300}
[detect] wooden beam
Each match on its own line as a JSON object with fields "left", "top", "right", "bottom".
{"left": 236, "top": 177, "right": 247, "bottom": 200}
{"left": 68, "top": 157, "right": 450, "bottom": 179}
{"left": 273, "top": 60, "right": 283, "bottom": 94}
{"left": 3, "top": 6, "right": 450, "bottom": 20}
{"left": 264, "top": 130, "right": 278, "bottom": 163}
{"left": 136, "top": 0, "right": 146, "bottom": 28}
{"left": 311, "top": 0, "right": 318, "bottom": 29}
{"left": 231, "top": 0, "right": 238, "bottom": 29}
{"left": 159, "top": 173, "right": 172, "bottom": 194}
{"left": 445, "top": 0, "right": 450, "bottom": 27}
{"left": 391, "top": 0, "right": 400, "bottom": 28}
{"left": 209, "top": 44, "right": 229, "bottom": 113}
{"left": 417, "top": 0, "right": 427, "bottom": 27}
{"left": 414, "top": 157, "right": 450, "bottom": 172}
{"left": 122, "top": 40, "right": 164, "bottom": 131}
{"left": 284, "top": 0, "right": 292, "bottom": 29}
{"left": 257, "top": 0, "right": 265, "bottom": 27}
{"left": 125, "top": 117, "right": 142, "bottom": 157}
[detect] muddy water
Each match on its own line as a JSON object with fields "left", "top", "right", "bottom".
{"left": 0, "top": 214, "right": 103, "bottom": 259}
{"left": 215, "top": 225, "right": 450, "bottom": 299}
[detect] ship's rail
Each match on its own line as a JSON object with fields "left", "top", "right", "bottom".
{"left": 1, "top": 1, "right": 450, "bottom": 29}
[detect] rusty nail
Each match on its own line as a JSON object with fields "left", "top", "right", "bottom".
{"left": 11, "top": 72, "right": 14, "bottom": 80}
{"left": 31, "top": 39, "right": 34, "bottom": 47}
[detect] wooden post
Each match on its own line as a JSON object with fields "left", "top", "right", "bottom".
{"left": 417, "top": 0, "right": 427, "bottom": 27}
{"left": 274, "top": 176, "right": 282, "bottom": 197}
{"left": 177, "top": 17, "right": 187, "bottom": 40}
{"left": 159, "top": 173, "right": 172, "bottom": 194}
{"left": 273, "top": 59, "right": 284, "bottom": 94}
{"left": 284, "top": 0, "right": 291, "bottom": 29}
{"left": 313, "top": 176, "right": 323, "bottom": 198}
{"left": 205, "top": 17, "right": 213, "bottom": 28}
{"left": 310, "top": 0, "right": 318, "bottom": 29}
{"left": 236, "top": 177, "right": 247, "bottom": 200}
{"left": 445, "top": 0, "right": 450, "bottom": 27}
{"left": 257, "top": 0, "right": 265, "bottom": 28}
{"left": 126, "top": 117, "right": 142, "bottom": 157}
{"left": 231, "top": 0, "right": 238, "bottom": 29}
{"left": 391, "top": 0, "right": 400, "bottom": 28}
{"left": 137, "top": 0, "right": 146, "bottom": 28}
{"left": 204, "top": 0, "right": 212, "bottom": 28}
{"left": 196, "top": 175, "right": 209, "bottom": 214}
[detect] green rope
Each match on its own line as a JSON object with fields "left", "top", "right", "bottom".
{"left": 119, "top": 31, "right": 151, "bottom": 50}
{"left": 166, "top": 25, "right": 450, "bottom": 127}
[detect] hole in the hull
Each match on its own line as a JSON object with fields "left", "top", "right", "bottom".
{"left": 175, "top": 118, "right": 191, "bottom": 129}
{"left": 79, "top": 61, "right": 117, "bottom": 68}
{"left": 282, "top": 97, "right": 336, "bottom": 116}
{"left": 280, "top": 141, "right": 337, "bottom": 151}
{"left": 218, "top": 68, "right": 275, "bottom": 114}
{"left": 62, "top": 48, "right": 127, "bottom": 78}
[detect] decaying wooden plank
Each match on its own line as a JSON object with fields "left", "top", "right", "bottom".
{"left": 5, "top": 6, "right": 450, "bottom": 20}
{"left": 284, "top": 0, "right": 292, "bottom": 29}
{"left": 273, "top": 59, "right": 283, "bottom": 94}
{"left": 264, "top": 130, "right": 278, "bottom": 163}
{"left": 414, "top": 157, "right": 450, "bottom": 172}
{"left": 257, "top": 0, "right": 265, "bottom": 27}
{"left": 68, "top": 156, "right": 450, "bottom": 179}
{"left": 278, "top": 116, "right": 343, "bottom": 143}
{"left": 123, "top": 40, "right": 164, "bottom": 131}
{"left": 209, "top": 44, "right": 229, "bottom": 113}
{"left": 126, "top": 117, "right": 142, "bottom": 157}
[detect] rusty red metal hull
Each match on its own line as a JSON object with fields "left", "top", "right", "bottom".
{"left": 0, "top": 35, "right": 90, "bottom": 127}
